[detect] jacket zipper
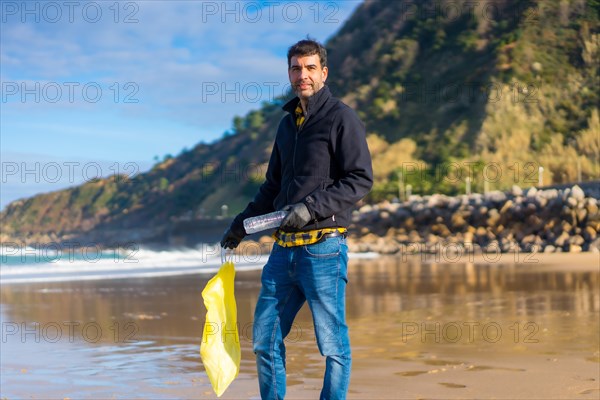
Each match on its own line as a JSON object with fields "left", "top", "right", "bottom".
{"left": 294, "top": 112, "right": 319, "bottom": 228}
{"left": 287, "top": 110, "right": 309, "bottom": 206}
{"left": 287, "top": 116, "right": 301, "bottom": 205}
{"left": 287, "top": 128, "right": 297, "bottom": 205}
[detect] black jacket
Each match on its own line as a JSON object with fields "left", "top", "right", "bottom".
{"left": 231, "top": 85, "right": 373, "bottom": 234}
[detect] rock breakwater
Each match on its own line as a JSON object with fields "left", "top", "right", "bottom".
{"left": 347, "top": 185, "right": 600, "bottom": 255}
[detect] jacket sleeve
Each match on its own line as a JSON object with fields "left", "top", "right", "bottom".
{"left": 302, "top": 106, "right": 373, "bottom": 220}
{"left": 230, "top": 139, "right": 281, "bottom": 234}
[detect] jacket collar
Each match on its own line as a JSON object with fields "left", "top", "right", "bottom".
{"left": 282, "top": 85, "right": 331, "bottom": 118}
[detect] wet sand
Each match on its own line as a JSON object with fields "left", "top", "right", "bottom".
{"left": 1, "top": 253, "right": 599, "bottom": 399}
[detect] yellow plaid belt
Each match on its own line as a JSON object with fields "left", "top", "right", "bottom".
{"left": 272, "top": 227, "right": 347, "bottom": 248}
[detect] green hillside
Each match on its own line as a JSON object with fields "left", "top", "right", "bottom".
{"left": 1, "top": 0, "right": 598, "bottom": 243}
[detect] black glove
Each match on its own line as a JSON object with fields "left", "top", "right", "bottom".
{"left": 220, "top": 224, "right": 246, "bottom": 249}
{"left": 280, "top": 203, "right": 312, "bottom": 230}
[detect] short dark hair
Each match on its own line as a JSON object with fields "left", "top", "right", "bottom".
{"left": 287, "top": 38, "right": 328, "bottom": 69}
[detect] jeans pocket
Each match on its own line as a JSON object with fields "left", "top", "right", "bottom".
{"left": 304, "top": 237, "right": 342, "bottom": 258}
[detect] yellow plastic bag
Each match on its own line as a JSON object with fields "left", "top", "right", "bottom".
{"left": 200, "top": 260, "right": 240, "bottom": 397}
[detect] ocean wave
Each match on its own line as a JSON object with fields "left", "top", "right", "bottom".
{"left": 0, "top": 245, "right": 266, "bottom": 284}
{"left": 0, "top": 245, "right": 378, "bottom": 284}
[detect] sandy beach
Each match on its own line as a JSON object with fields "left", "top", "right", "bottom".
{"left": 1, "top": 252, "right": 599, "bottom": 399}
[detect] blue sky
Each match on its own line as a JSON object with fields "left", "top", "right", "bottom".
{"left": 1, "top": 0, "right": 362, "bottom": 209}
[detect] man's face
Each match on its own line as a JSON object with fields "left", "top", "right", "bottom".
{"left": 288, "top": 54, "right": 328, "bottom": 101}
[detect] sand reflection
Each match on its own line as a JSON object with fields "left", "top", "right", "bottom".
{"left": 1, "top": 255, "right": 598, "bottom": 398}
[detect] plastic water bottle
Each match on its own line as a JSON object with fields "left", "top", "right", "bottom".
{"left": 243, "top": 211, "right": 288, "bottom": 234}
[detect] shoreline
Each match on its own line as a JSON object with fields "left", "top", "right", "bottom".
{"left": 1, "top": 250, "right": 597, "bottom": 286}
{"left": 398, "top": 250, "right": 600, "bottom": 270}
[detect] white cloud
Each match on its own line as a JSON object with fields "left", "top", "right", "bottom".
{"left": 1, "top": 0, "right": 362, "bottom": 154}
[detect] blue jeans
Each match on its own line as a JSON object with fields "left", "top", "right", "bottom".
{"left": 253, "top": 236, "right": 351, "bottom": 400}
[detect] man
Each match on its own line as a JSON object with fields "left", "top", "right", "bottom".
{"left": 221, "top": 39, "right": 373, "bottom": 400}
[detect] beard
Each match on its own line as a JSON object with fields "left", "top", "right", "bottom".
{"left": 294, "top": 82, "right": 322, "bottom": 99}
